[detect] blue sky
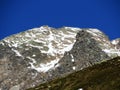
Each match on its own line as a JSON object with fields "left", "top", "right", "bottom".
{"left": 0, "top": 0, "right": 120, "bottom": 40}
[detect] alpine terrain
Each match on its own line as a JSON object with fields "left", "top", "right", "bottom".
{"left": 0, "top": 26, "right": 120, "bottom": 90}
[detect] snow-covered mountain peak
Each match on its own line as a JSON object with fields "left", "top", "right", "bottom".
{"left": 1, "top": 26, "right": 82, "bottom": 73}
{"left": 1, "top": 26, "right": 120, "bottom": 61}
{"left": 0, "top": 26, "right": 120, "bottom": 90}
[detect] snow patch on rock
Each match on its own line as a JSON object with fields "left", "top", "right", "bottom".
{"left": 30, "top": 58, "right": 59, "bottom": 72}
{"left": 103, "top": 49, "right": 120, "bottom": 56}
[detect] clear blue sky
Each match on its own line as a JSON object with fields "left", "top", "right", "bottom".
{"left": 0, "top": 0, "right": 120, "bottom": 40}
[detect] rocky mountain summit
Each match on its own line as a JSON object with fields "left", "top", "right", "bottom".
{"left": 0, "top": 26, "right": 120, "bottom": 90}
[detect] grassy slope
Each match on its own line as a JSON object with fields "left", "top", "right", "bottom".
{"left": 28, "top": 57, "right": 120, "bottom": 90}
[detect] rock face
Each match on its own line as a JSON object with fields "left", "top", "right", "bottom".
{"left": 0, "top": 26, "right": 120, "bottom": 90}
